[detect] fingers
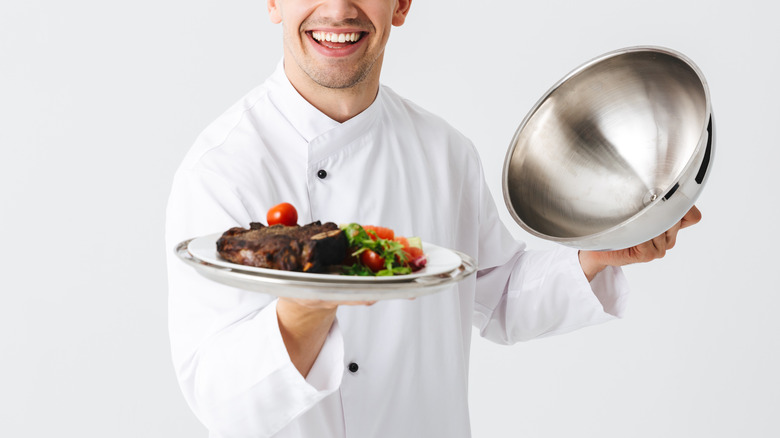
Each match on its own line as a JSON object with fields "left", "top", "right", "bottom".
{"left": 634, "top": 230, "right": 672, "bottom": 263}
{"left": 659, "top": 204, "right": 700, "bottom": 251}
{"left": 665, "top": 228, "right": 678, "bottom": 250}
{"left": 664, "top": 218, "right": 682, "bottom": 249}
{"left": 680, "top": 205, "right": 702, "bottom": 229}
{"left": 281, "top": 298, "right": 375, "bottom": 309}
{"left": 339, "top": 300, "right": 377, "bottom": 306}
{"left": 650, "top": 233, "right": 668, "bottom": 259}
{"left": 610, "top": 205, "right": 701, "bottom": 267}
{"left": 279, "top": 297, "right": 339, "bottom": 310}
{"left": 654, "top": 205, "right": 700, "bottom": 255}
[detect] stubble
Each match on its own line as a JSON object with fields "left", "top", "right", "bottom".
{"left": 289, "top": 18, "right": 381, "bottom": 90}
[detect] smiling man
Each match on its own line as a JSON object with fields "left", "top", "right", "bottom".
{"left": 271, "top": 0, "right": 410, "bottom": 121}
{"left": 165, "top": 1, "right": 700, "bottom": 437}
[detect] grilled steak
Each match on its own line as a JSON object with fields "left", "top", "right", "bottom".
{"left": 216, "top": 221, "right": 348, "bottom": 272}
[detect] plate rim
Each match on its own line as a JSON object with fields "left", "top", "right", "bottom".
{"left": 174, "top": 237, "right": 478, "bottom": 300}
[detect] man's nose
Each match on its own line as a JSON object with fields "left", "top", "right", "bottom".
{"left": 317, "top": 0, "right": 360, "bottom": 21}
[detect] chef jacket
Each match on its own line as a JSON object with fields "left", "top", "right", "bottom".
{"left": 165, "top": 61, "right": 629, "bottom": 438}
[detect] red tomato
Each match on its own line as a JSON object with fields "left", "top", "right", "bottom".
{"left": 360, "top": 249, "right": 385, "bottom": 272}
{"left": 405, "top": 246, "right": 424, "bottom": 259}
{"left": 363, "top": 225, "right": 394, "bottom": 241}
{"left": 267, "top": 202, "right": 298, "bottom": 226}
{"left": 394, "top": 237, "right": 423, "bottom": 261}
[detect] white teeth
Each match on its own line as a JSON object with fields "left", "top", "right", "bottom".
{"left": 311, "top": 31, "right": 361, "bottom": 43}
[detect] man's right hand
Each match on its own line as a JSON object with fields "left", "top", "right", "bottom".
{"left": 276, "top": 297, "right": 375, "bottom": 378}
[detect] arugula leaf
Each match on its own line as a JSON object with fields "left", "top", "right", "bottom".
{"left": 342, "top": 263, "right": 373, "bottom": 276}
{"left": 342, "top": 223, "right": 370, "bottom": 247}
{"left": 340, "top": 223, "right": 412, "bottom": 277}
{"left": 376, "top": 266, "right": 412, "bottom": 276}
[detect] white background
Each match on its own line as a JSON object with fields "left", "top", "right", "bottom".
{"left": 2, "top": 0, "right": 778, "bottom": 437}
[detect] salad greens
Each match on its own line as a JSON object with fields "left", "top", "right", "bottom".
{"left": 340, "top": 223, "right": 412, "bottom": 276}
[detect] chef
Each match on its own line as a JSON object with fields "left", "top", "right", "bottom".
{"left": 165, "top": 0, "right": 702, "bottom": 437}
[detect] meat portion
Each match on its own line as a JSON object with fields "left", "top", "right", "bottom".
{"left": 216, "top": 221, "right": 348, "bottom": 272}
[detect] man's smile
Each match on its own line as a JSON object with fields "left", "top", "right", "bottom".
{"left": 304, "top": 28, "right": 368, "bottom": 57}
{"left": 310, "top": 31, "right": 365, "bottom": 46}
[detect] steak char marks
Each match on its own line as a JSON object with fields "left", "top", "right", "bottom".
{"left": 216, "top": 221, "right": 347, "bottom": 272}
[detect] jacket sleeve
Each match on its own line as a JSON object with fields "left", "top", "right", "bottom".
{"left": 165, "top": 168, "right": 344, "bottom": 437}
{"left": 471, "top": 165, "right": 630, "bottom": 345}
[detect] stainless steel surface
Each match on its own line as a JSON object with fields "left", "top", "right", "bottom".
{"left": 175, "top": 239, "right": 478, "bottom": 301}
{"left": 503, "top": 46, "right": 714, "bottom": 250}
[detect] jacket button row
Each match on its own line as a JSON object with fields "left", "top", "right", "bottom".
{"left": 317, "top": 169, "right": 327, "bottom": 179}
{"left": 348, "top": 362, "right": 359, "bottom": 373}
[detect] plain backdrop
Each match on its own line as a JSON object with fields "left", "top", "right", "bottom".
{"left": 2, "top": 0, "right": 778, "bottom": 437}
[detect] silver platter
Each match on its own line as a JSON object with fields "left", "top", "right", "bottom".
{"left": 175, "top": 239, "right": 478, "bottom": 301}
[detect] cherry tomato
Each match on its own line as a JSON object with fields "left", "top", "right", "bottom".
{"left": 363, "top": 225, "right": 394, "bottom": 240}
{"left": 267, "top": 202, "right": 298, "bottom": 226}
{"left": 405, "top": 246, "right": 424, "bottom": 259}
{"left": 393, "top": 236, "right": 423, "bottom": 262}
{"left": 360, "top": 249, "right": 386, "bottom": 272}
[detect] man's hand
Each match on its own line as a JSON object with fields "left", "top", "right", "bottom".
{"left": 578, "top": 206, "right": 702, "bottom": 281}
{"left": 276, "top": 297, "right": 375, "bottom": 378}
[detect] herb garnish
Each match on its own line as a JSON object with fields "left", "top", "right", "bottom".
{"left": 341, "top": 223, "right": 412, "bottom": 276}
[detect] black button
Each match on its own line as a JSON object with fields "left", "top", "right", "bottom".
{"left": 317, "top": 169, "right": 327, "bottom": 179}
{"left": 348, "top": 362, "right": 359, "bottom": 373}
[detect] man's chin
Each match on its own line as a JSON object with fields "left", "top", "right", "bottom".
{"left": 307, "top": 69, "right": 371, "bottom": 90}
{"left": 314, "top": 78, "right": 362, "bottom": 89}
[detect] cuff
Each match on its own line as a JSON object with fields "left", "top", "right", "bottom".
{"left": 194, "top": 299, "right": 345, "bottom": 437}
{"left": 564, "top": 248, "right": 630, "bottom": 318}
{"left": 304, "top": 318, "right": 345, "bottom": 391}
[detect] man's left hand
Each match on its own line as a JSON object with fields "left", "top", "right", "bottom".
{"left": 578, "top": 206, "right": 703, "bottom": 281}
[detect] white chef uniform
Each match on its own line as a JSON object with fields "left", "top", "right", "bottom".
{"left": 165, "top": 61, "right": 629, "bottom": 438}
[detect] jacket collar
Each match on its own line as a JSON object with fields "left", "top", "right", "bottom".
{"left": 267, "top": 60, "right": 383, "bottom": 155}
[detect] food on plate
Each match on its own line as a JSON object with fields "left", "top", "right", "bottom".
{"left": 215, "top": 203, "right": 427, "bottom": 276}
{"left": 216, "top": 221, "right": 347, "bottom": 273}
{"left": 340, "top": 223, "right": 427, "bottom": 276}
{"left": 362, "top": 225, "right": 395, "bottom": 240}
{"left": 266, "top": 202, "right": 298, "bottom": 226}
